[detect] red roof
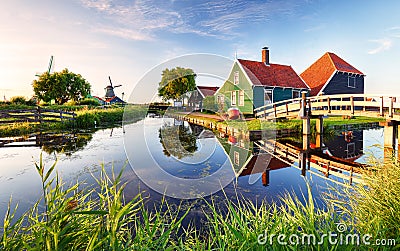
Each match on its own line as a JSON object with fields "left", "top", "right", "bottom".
{"left": 300, "top": 52, "right": 364, "bottom": 96}
{"left": 197, "top": 86, "right": 219, "bottom": 97}
{"left": 238, "top": 59, "right": 309, "bottom": 89}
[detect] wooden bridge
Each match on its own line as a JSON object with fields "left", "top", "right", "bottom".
{"left": 255, "top": 93, "right": 400, "bottom": 156}
{"left": 254, "top": 93, "right": 400, "bottom": 120}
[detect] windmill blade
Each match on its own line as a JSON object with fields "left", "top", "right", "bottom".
{"left": 108, "top": 76, "right": 113, "bottom": 87}
{"left": 113, "top": 85, "right": 122, "bottom": 88}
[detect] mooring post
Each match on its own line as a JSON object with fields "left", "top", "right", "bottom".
{"left": 315, "top": 116, "right": 323, "bottom": 149}
{"left": 380, "top": 120, "right": 397, "bottom": 162}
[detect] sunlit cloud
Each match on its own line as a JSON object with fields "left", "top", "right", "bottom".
{"left": 368, "top": 38, "right": 392, "bottom": 54}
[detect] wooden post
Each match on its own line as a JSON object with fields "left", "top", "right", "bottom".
{"left": 349, "top": 167, "right": 353, "bottom": 185}
{"left": 389, "top": 97, "right": 394, "bottom": 118}
{"left": 315, "top": 116, "right": 323, "bottom": 149}
{"left": 37, "top": 106, "right": 41, "bottom": 123}
{"left": 350, "top": 96, "right": 354, "bottom": 115}
{"left": 273, "top": 104, "right": 277, "bottom": 118}
{"left": 380, "top": 96, "right": 384, "bottom": 116}
{"left": 301, "top": 92, "right": 307, "bottom": 118}
{"left": 286, "top": 102, "right": 289, "bottom": 115}
{"left": 327, "top": 97, "right": 331, "bottom": 113}
{"left": 363, "top": 96, "right": 366, "bottom": 112}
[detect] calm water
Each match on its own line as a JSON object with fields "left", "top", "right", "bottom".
{"left": 0, "top": 117, "right": 385, "bottom": 223}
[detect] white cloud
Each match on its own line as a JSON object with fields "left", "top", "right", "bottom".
{"left": 368, "top": 38, "right": 393, "bottom": 54}
{"left": 79, "top": 0, "right": 302, "bottom": 41}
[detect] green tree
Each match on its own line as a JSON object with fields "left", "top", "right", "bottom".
{"left": 32, "top": 69, "right": 91, "bottom": 104}
{"left": 158, "top": 67, "right": 196, "bottom": 105}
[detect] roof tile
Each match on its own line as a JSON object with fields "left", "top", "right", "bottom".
{"left": 238, "top": 59, "right": 309, "bottom": 89}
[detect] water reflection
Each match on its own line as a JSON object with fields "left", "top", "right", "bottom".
{"left": 0, "top": 132, "right": 93, "bottom": 156}
{"left": 158, "top": 121, "right": 197, "bottom": 159}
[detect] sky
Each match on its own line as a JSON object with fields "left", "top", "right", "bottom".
{"left": 1, "top": 0, "right": 400, "bottom": 102}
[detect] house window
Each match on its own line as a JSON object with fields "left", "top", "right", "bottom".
{"left": 292, "top": 90, "right": 301, "bottom": 99}
{"left": 348, "top": 76, "right": 356, "bottom": 88}
{"left": 234, "top": 71, "right": 239, "bottom": 85}
{"left": 264, "top": 89, "right": 273, "bottom": 105}
{"left": 231, "top": 91, "right": 237, "bottom": 106}
{"left": 217, "top": 95, "right": 224, "bottom": 104}
{"left": 238, "top": 90, "right": 244, "bottom": 106}
{"left": 234, "top": 151, "right": 240, "bottom": 166}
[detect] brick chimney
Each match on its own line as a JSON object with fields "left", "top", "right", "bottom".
{"left": 262, "top": 47, "right": 270, "bottom": 65}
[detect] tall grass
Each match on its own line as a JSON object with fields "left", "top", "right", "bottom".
{"left": 1, "top": 155, "right": 399, "bottom": 250}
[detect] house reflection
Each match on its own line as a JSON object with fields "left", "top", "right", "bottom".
{"left": 218, "top": 135, "right": 289, "bottom": 187}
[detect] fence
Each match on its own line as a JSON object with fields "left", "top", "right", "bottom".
{"left": 0, "top": 107, "right": 76, "bottom": 124}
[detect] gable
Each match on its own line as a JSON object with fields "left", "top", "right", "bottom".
{"left": 301, "top": 52, "right": 364, "bottom": 96}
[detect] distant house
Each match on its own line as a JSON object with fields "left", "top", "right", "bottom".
{"left": 300, "top": 52, "right": 365, "bottom": 96}
{"left": 187, "top": 86, "right": 219, "bottom": 111}
{"left": 92, "top": 96, "right": 125, "bottom": 105}
{"left": 215, "top": 47, "right": 310, "bottom": 115}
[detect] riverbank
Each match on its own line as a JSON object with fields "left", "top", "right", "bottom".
{"left": 0, "top": 105, "right": 147, "bottom": 137}
{"left": 1, "top": 156, "right": 398, "bottom": 250}
{"left": 168, "top": 111, "right": 385, "bottom": 136}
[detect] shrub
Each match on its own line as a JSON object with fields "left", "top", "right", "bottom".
{"left": 9, "top": 96, "right": 26, "bottom": 105}
{"left": 78, "top": 98, "right": 100, "bottom": 106}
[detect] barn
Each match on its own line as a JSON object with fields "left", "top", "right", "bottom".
{"left": 300, "top": 52, "right": 365, "bottom": 96}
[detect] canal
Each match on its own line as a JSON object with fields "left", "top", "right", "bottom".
{"left": 0, "top": 116, "right": 385, "bottom": 225}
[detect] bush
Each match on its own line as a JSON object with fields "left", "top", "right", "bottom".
{"left": 78, "top": 98, "right": 100, "bottom": 106}
{"left": 9, "top": 96, "right": 26, "bottom": 105}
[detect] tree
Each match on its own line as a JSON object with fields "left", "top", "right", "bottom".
{"left": 158, "top": 67, "right": 196, "bottom": 105}
{"left": 32, "top": 69, "right": 91, "bottom": 104}
{"left": 159, "top": 123, "right": 197, "bottom": 159}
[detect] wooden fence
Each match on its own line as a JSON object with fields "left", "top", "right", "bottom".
{"left": 0, "top": 107, "right": 76, "bottom": 124}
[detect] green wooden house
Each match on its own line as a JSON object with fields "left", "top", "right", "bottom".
{"left": 215, "top": 47, "right": 310, "bottom": 115}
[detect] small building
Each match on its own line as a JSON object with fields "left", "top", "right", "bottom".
{"left": 215, "top": 47, "right": 310, "bottom": 115}
{"left": 300, "top": 52, "right": 365, "bottom": 96}
{"left": 187, "top": 86, "right": 219, "bottom": 111}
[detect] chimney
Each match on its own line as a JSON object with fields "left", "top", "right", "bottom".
{"left": 262, "top": 47, "right": 270, "bottom": 65}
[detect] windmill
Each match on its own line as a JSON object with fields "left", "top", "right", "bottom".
{"left": 35, "top": 56, "right": 54, "bottom": 77}
{"left": 104, "top": 76, "right": 122, "bottom": 99}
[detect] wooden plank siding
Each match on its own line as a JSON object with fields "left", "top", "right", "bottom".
{"left": 322, "top": 72, "right": 364, "bottom": 95}
{"left": 215, "top": 61, "right": 254, "bottom": 114}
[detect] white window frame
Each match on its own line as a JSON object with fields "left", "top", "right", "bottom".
{"left": 217, "top": 95, "right": 224, "bottom": 104}
{"left": 348, "top": 76, "right": 356, "bottom": 88}
{"left": 231, "top": 91, "right": 237, "bottom": 106}
{"left": 238, "top": 90, "right": 244, "bottom": 106}
{"left": 264, "top": 89, "right": 273, "bottom": 105}
{"left": 234, "top": 151, "right": 240, "bottom": 166}
{"left": 292, "top": 90, "right": 301, "bottom": 99}
{"left": 234, "top": 71, "right": 239, "bottom": 85}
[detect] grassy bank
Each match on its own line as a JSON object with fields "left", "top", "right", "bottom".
{"left": 173, "top": 112, "right": 384, "bottom": 133}
{"left": 0, "top": 105, "right": 147, "bottom": 137}
{"left": 1, "top": 156, "right": 399, "bottom": 250}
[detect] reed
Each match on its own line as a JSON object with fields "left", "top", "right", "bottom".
{"left": 1, "top": 155, "right": 399, "bottom": 250}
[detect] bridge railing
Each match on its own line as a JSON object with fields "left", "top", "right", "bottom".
{"left": 255, "top": 94, "right": 400, "bottom": 119}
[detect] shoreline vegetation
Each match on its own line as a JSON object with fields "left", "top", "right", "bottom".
{"left": 1, "top": 155, "right": 399, "bottom": 250}
{"left": 0, "top": 104, "right": 147, "bottom": 137}
{"left": 0, "top": 97, "right": 385, "bottom": 137}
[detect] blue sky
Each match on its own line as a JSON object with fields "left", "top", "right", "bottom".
{"left": 1, "top": 0, "right": 400, "bottom": 100}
